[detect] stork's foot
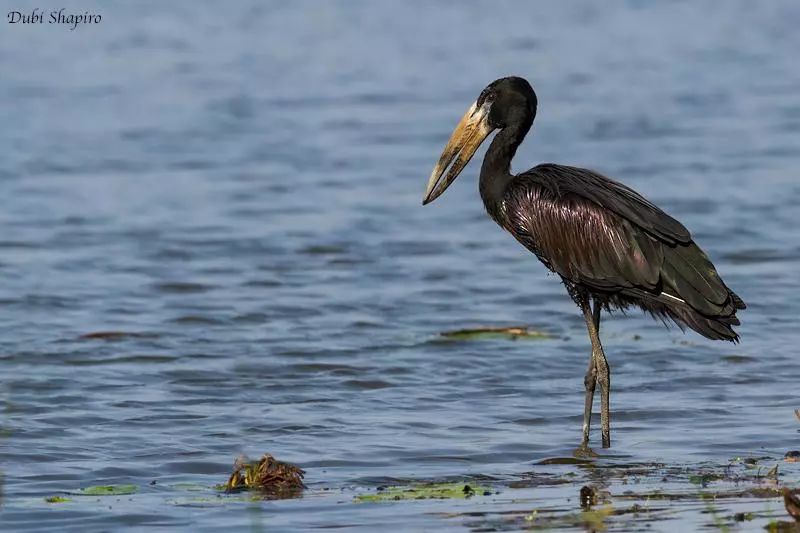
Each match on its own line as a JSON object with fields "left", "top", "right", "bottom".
{"left": 574, "top": 443, "right": 599, "bottom": 459}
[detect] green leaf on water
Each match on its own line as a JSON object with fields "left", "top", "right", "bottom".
{"left": 75, "top": 484, "right": 138, "bottom": 496}
{"left": 355, "top": 482, "right": 490, "bottom": 502}
{"left": 44, "top": 496, "right": 71, "bottom": 503}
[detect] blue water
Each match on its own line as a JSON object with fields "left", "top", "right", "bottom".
{"left": 1, "top": 1, "right": 799, "bottom": 530}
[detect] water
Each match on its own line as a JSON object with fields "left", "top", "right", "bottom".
{"left": 1, "top": 1, "right": 799, "bottom": 530}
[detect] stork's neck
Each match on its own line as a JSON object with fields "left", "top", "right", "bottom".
{"left": 479, "top": 122, "right": 529, "bottom": 211}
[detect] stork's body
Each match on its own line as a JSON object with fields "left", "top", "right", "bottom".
{"left": 423, "top": 77, "right": 744, "bottom": 448}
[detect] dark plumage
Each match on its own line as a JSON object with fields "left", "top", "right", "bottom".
{"left": 499, "top": 163, "right": 745, "bottom": 341}
{"left": 422, "top": 76, "right": 745, "bottom": 449}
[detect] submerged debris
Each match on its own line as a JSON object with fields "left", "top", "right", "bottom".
{"left": 537, "top": 456, "right": 594, "bottom": 466}
{"left": 80, "top": 331, "right": 130, "bottom": 340}
{"left": 224, "top": 454, "right": 305, "bottom": 497}
{"left": 78, "top": 331, "right": 157, "bottom": 341}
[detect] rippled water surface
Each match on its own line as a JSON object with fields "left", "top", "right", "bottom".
{"left": 2, "top": 1, "right": 800, "bottom": 531}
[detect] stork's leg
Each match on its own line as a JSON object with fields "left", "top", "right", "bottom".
{"left": 595, "top": 305, "right": 611, "bottom": 448}
{"left": 581, "top": 337, "right": 597, "bottom": 448}
{"left": 582, "top": 300, "right": 611, "bottom": 448}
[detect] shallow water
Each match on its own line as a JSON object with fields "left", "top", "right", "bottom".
{"left": 1, "top": 1, "right": 799, "bottom": 531}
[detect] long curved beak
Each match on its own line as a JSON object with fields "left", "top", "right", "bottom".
{"left": 422, "top": 100, "right": 494, "bottom": 205}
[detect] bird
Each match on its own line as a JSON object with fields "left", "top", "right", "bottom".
{"left": 422, "top": 76, "right": 745, "bottom": 449}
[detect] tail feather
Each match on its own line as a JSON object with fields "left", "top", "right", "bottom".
{"left": 614, "top": 240, "right": 744, "bottom": 342}
{"left": 623, "top": 289, "right": 742, "bottom": 342}
{"left": 661, "top": 242, "right": 732, "bottom": 315}
{"left": 731, "top": 291, "right": 746, "bottom": 310}
{"left": 664, "top": 299, "right": 740, "bottom": 342}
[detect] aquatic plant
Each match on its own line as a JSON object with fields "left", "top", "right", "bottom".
{"left": 224, "top": 454, "right": 305, "bottom": 498}
{"left": 356, "top": 482, "right": 491, "bottom": 502}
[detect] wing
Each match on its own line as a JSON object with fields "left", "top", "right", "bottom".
{"left": 502, "top": 164, "right": 744, "bottom": 325}
{"left": 523, "top": 163, "right": 691, "bottom": 245}
{"left": 503, "top": 169, "right": 664, "bottom": 292}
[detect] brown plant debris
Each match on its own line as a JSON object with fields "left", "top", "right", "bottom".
{"left": 224, "top": 454, "right": 305, "bottom": 497}
{"left": 439, "top": 326, "right": 550, "bottom": 340}
{"left": 580, "top": 485, "right": 598, "bottom": 508}
{"left": 580, "top": 484, "right": 610, "bottom": 508}
{"left": 784, "top": 488, "right": 800, "bottom": 521}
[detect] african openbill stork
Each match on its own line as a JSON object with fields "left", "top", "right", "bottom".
{"left": 422, "top": 77, "right": 745, "bottom": 449}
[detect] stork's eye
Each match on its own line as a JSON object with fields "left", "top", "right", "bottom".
{"left": 477, "top": 89, "right": 494, "bottom": 108}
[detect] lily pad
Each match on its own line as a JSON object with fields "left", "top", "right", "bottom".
{"left": 440, "top": 326, "right": 551, "bottom": 341}
{"left": 74, "top": 484, "right": 138, "bottom": 496}
{"left": 356, "top": 482, "right": 491, "bottom": 502}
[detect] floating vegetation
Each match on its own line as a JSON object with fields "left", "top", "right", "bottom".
{"left": 44, "top": 496, "right": 71, "bottom": 503}
{"left": 580, "top": 485, "right": 610, "bottom": 508}
{"left": 224, "top": 454, "right": 305, "bottom": 498}
{"left": 450, "top": 457, "right": 800, "bottom": 531}
{"left": 688, "top": 472, "right": 725, "bottom": 487}
{"left": 73, "top": 484, "right": 138, "bottom": 496}
{"left": 439, "top": 326, "right": 551, "bottom": 341}
{"left": 356, "top": 482, "right": 491, "bottom": 502}
{"left": 766, "top": 520, "right": 800, "bottom": 532}
{"left": 522, "top": 504, "right": 619, "bottom": 531}
{"left": 537, "top": 456, "right": 594, "bottom": 466}
{"left": 18, "top": 452, "right": 800, "bottom": 530}
{"left": 784, "top": 488, "right": 800, "bottom": 521}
